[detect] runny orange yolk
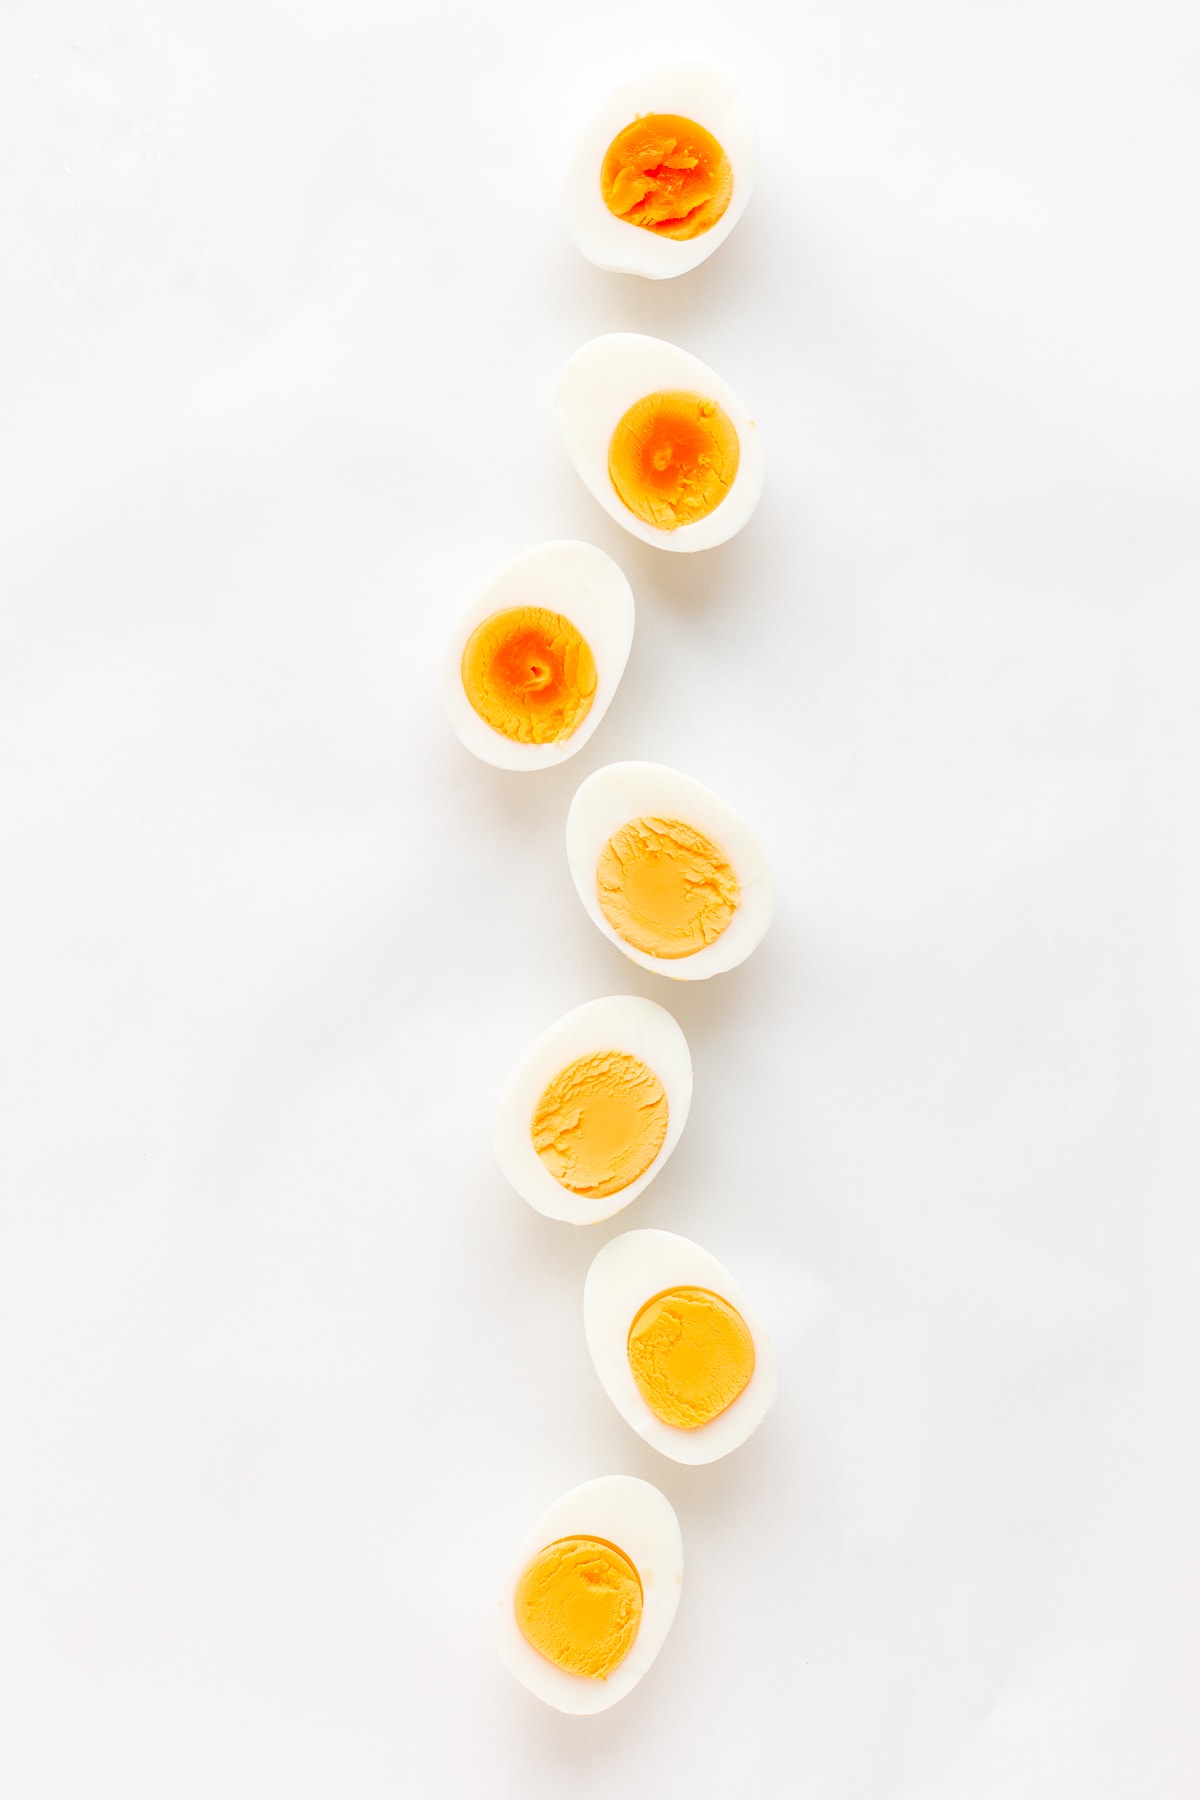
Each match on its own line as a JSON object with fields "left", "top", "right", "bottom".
{"left": 601, "top": 113, "right": 733, "bottom": 239}
{"left": 608, "top": 390, "right": 739, "bottom": 531}
{"left": 596, "top": 816, "right": 740, "bottom": 960}
{"left": 531, "top": 1051, "right": 668, "bottom": 1199}
{"left": 461, "top": 607, "right": 597, "bottom": 744}
{"left": 627, "top": 1287, "right": 756, "bottom": 1429}
{"left": 515, "top": 1536, "right": 643, "bottom": 1679}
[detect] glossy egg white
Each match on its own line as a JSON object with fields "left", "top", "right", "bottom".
{"left": 496, "top": 1475, "right": 683, "bottom": 1713}
{"left": 495, "top": 996, "right": 692, "bottom": 1225}
{"left": 566, "top": 761, "right": 774, "bottom": 980}
{"left": 440, "top": 540, "right": 634, "bottom": 769}
{"left": 557, "top": 334, "right": 764, "bottom": 552}
{"left": 566, "top": 58, "right": 758, "bottom": 279}
{"left": 584, "top": 1230, "right": 778, "bottom": 1466}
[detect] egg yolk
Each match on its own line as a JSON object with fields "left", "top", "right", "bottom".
{"left": 515, "top": 1536, "right": 643, "bottom": 1679}
{"left": 532, "top": 1051, "right": 668, "bottom": 1199}
{"left": 461, "top": 607, "right": 597, "bottom": 744}
{"left": 596, "top": 816, "right": 740, "bottom": 959}
{"left": 628, "top": 1286, "right": 756, "bottom": 1429}
{"left": 600, "top": 113, "right": 733, "bottom": 239}
{"left": 608, "top": 390, "right": 739, "bottom": 531}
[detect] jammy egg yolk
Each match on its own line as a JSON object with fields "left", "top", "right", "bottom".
{"left": 628, "top": 1287, "right": 756, "bottom": 1429}
{"left": 532, "top": 1051, "right": 668, "bottom": 1199}
{"left": 608, "top": 390, "right": 739, "bottom": 531}
{"left": 515, "top": 1536, "right": 643, "bottom": 1679}
{"left": 462, "top": 607, "right": 597, "bottom": 744}
{"left": 596, "top": 816, "right": 740, "bottom": 959}
{"left": 601, "top": 113, "right": 733, "bottom": 239}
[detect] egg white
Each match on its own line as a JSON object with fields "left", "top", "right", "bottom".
{"left": 557, "top": 334, "right": 764, "bottom": 552}
{"left": 566, "top": 761, "right": 774, "bottom": 980}
{"left": 440, "top": 540, "right": 634, "bottom": 769}
{"left": 495, "top": 995, "right": 692, "bottom": 1225}
{"left": 585, "top": 1230, "right": 778, "bottom": 1466}
{"left": 566, "top": 58, "right": 758, "bottom": 279}
{"left": 496, "top": 1475, "right": 683, "bottom": 1713}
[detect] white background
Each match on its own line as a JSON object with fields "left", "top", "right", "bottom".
{"left": 1, "top": 2, "right": 1197, "bottom": 1795}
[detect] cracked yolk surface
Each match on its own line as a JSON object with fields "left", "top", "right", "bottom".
{"left": 596, "top": 815, "right": 740, "bottom": 959}
{"left": 601, "top": 113, "right": 733, "bottom": 239}
{"left": 515, "top": 1536, "right": 643, "bottom": 1679}
{"left": 462, "top": 607, "right": 596, "bottom": 744}
{"left": 608, "top": 390, "right": 739, "bottom": 531}
{"left": 628, "top": 1286, "right": 756, "bottom": 1429}
{"left": 532, "top": 1051, "right": 668, "bottom": 1199}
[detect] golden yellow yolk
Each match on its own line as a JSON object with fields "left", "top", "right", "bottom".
{"left": 608, "top": 390, "right": 739, "bottom": 531}
{"left": 531, "top": 1051, "right": 668, "bottom": 1199}
{"left": 514, "top": 1536, "right": 643, "bottom": 1679}
{"left": 628, "top": 1286, "right": 756, "bottom": 1429}
{"left": 461, "top": 607, "right": 597, "bottom": 744}
{"left": 600, "top": 113, "right": 733, "bottom": 239}
{"left": 596, "top": 815, "right": 740, "bottom": 960}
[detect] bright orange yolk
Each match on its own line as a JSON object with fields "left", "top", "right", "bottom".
{"left": 515, "top": 1536, "right": 643, "bottom": 1679}
{"left": 596, "top": 815, "right": 740, "bottom": 959}
{"left": 531, "top": 1051, "right": 668, "bottom": 1199}
{"left": 601, "top": 113, "right": 733, "bottom": 239}
{"left": 461, "top": 607, "right": 597, "bottom": 744}
{"left": 608, "top": 390, "right": 739, "bottom": 531}
{"left": 627, "top": 1287, "right": 756, "bottom": 1429}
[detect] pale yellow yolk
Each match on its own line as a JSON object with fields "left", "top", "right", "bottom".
{"left": 531, "top": 1051, "right": 668, "bottom": 1199}
{"left": 600, "top": 113, "right": 733, "bottom": 239}
{"left": 627, "top": 1286, "right": 756, "bottom": 1429}
{"left": 608, "top": 390, "right": 740, "bottom": 531}
{"left": 514, "top": 1536, "right": 643, "bottom": 1679}
{"left": 461, "top": 607, "right": 597, "bottom": 744}
{"left": 596, "top": 816, "right": 740, "bottom": 960}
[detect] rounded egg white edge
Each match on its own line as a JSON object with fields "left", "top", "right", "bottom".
{"left": 495, "top": 1475, "right": 684, "bottom": 1714}
{"left": 565, "top": 58, "right": 759, "bottom": 280}
{"left": 556, "top": 334, "right": 764, "bottom": 554}
{"left": 440, "top": 540, "right": 635, "bottom": 770}
{"left": 565, "top": 761, "right": 775, "bottom": 982}
{"left": 494, "top": 995, "right": 693, "bottom": 1225}
{"left": 584, "top": 1230, "right": 779, "bottom": 1466}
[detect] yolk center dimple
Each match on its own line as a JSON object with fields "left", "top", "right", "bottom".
{"left": 515, "top": 1536, "right": 643, "bottom": 1679}
{"left": 596, "top": 815, "right": 740, "bottom": 960}
{"left": 531, "top": 1050, "right": 668, "bottom": 1199}
{"left": 462, "top": 606, "right": 597, "bottom": 744}
{"left": 608, "top": 390, "right": 739, "bottom": 531}
{"left": 627, "top": 1286, "right": 756, "bottom": 1430}
{"left": 600, "top": 113, "right": 733, "bottom": 240}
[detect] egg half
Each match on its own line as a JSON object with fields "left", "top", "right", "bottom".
{"left": 441, "top": 540, "right": 634, "bottom": 769}
{"left": 567, "top": 761, "right": 773, "bottom": 980}
{"left": 585, "top": 1230, "right": 778, "bottom": 1465}
{"left": 496, "top": 1475, "right": 683, "bottom": 1712}
{"left": 566, "top": 58, "right": 758, "bottom": 279}
{"left": 495, "top": 996, "right": 692, "bottom": 1225}
{"left": 558, "top": 335, "right": 763, "bottom": 552}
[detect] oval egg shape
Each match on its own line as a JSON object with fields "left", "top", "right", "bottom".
{"left": 441, "top": 540, "right": 634, "bottom": 769}
{"left": 496, "top": 1475, "right": 683, "bottom": 1713}
{"left": 566, "top": 761, "right": 774, "bottom": 980}
{"left": 558, "top": 335, "right": 764, "bottom": 552}
{"left": 585, "top": 1230, "right": 778, "bottom": 1465}
{"left": 495, "top": 995, "right": 692, "bottom": 1224}
{"left": 566, "top": 58, "right": 758, "bottom": 279}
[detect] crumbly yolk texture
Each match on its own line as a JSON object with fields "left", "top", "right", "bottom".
{"left": 515, "top": 1536, "right": 643, "bottom": 1679}
{"left": 531, "top": 1051, "right": 668, "bottom": 1199}
{"left": 600, "top": 113, "right": 733, "bottom": 239}
{"left": 628, "top": 1286, "right": 756, "bottom": 1429}
{"left": 608, "top": 390, "right": 739, "bottom": 531}
{"left": 461, "top": 607, "right": 597, "bottom": 744}
{"left": 596, "top": 815, "right": 740, "bottom": 960}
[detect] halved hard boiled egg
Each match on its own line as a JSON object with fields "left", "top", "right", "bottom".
{"left": 496, "top": 1475, "right": 683, "bottom": 1712}
{"left": 585, "top": 1230, "right": 778, "bottom": 1465}
{"left": 566, "top": 59, "right": 758, "bottom": 279}
{"left": 495, "top": 995, "right": 692, "bottom": 1224}
{"left": 566, "top": 762, "right": 773, "bottom": 979}
{"left": 441, "top": 540, "right": 634, "bottom": 769}
{"left": 558, "top": 335, "right": 764, "bottom": 552}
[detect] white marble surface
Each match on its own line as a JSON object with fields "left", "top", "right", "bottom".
{"left": 2, "top": 3, "right": 1198, "bottom": 1795}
